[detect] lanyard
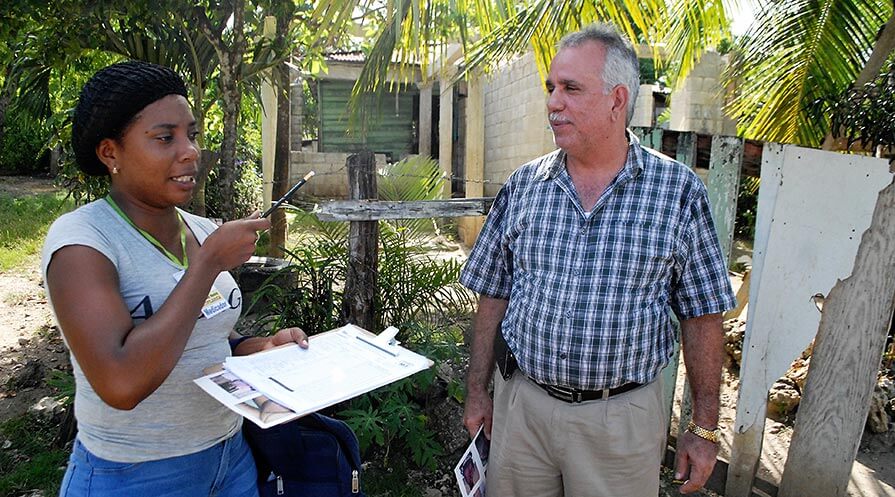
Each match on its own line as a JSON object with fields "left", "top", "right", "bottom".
{"left": 104, "top": 196, "right": 189, "bottom": 269}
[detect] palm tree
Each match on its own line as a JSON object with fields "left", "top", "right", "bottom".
{"left": 343, "top": 0, "right": 893, "bottom": 149}
{"left": 724, "top": 0, "right": 894, "bottom": 147}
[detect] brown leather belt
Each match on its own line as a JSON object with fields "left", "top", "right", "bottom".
{"left": 532, "top": 379, "right": 641, "bottom": 403}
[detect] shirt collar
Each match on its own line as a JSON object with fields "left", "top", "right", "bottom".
{"left": 539, "top": 129, "right": 645, "bottom": 182}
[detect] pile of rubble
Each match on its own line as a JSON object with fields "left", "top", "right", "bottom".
{"left": 723, "top": 319, "right": 895, "bottom": 433}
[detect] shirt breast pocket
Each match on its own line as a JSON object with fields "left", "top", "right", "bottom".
{"left": 605, "top": 220, "right": 674, "bottom": 290}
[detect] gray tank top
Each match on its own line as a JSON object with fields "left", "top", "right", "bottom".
{"left": 42, "top": 200, "right": 242, "bottom": 462}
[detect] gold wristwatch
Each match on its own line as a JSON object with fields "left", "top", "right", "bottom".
{"left": 686, "top": 421, "right": 721, "bottom": 444}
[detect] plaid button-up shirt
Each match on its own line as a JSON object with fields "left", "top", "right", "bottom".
{"left": 460, "top": 134, "right": 736, "bottom": 390}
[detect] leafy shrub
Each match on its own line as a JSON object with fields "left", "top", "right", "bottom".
{"left": 0, "top": 106, "right": 48, "bottom": 174}
{"left": 340, "top": 374, "right": 443, "bottom": 471}
{"left": 205, "top": 157, "right": 263, "bottom": 221}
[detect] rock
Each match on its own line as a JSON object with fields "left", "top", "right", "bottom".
{"left": 723, "top": 322, "right": 746, "bottom": 369}
{"left": 10, "top": 360, "right": 45, "bottom": 389}
{"left": 29, "top": 396, "right": 65, "bottom": 421}
{"left": 786, "top": 358, "right": 810, "bottom": 391}
{"left": 424, "top": 488, "right": 444, "bottom": 497}
{"left": 768, "top": 378, "right": 800, "bottom": 421}
{"left": 2, "top": 439, "right": 11, "bottom": 450}
{"left": 867, "top": 375, "right": 895, "bottom": 433}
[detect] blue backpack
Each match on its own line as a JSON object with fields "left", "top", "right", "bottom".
{"left": 243, "top": 413, "right": 365, "bottom": 497}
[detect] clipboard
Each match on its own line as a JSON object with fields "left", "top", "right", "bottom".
{"left": 195, "top": 324, "right": 433, "bottom": 428}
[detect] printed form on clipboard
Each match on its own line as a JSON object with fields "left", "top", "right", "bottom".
{"left": 194, "top": 324, "right": 433, "bottom": 428}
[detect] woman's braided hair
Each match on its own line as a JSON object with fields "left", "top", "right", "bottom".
{"left": 72, "top": 60, "right": 189, "bottom": 176}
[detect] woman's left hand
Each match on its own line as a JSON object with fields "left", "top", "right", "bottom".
{"left": 267, "top": 327, "right": 309, "bottom": 350}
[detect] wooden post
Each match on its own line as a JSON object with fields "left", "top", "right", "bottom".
{"left": 707, "top": 135, "right": 744, "bottom": 264}
{"left": 675, "top": 134, "right": 742, "bottom": 439}
{"left": 676, "top": 132, "right": 698, "bottom": 168}
{"left": 632, "top": 126, "right": 663, "bottom": 151}
{"left": 726, "top": 420, "right": 767, "bottom": 497}
{"left": 661, "top": 132, "right": 699, "bottom": 429}
{"left": 778, "top": 181, "right": 895, "bottom": 497}
{"left": 459, "top": 70, "right": 485, "bottom": 245}
{"left": 439, "top": 77, "right": 454, "bottom": 199}
{"left": 418, "top": 83, "right": 433, "bottom": 157}
{"left": 342, "top": 151, "right": 379, "bottom": 331}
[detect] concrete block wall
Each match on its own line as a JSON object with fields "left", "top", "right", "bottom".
{"left": 290, "top": 151, "right": 388, "bottom": 198}
{"left": 669, "top": 52, "right": 737, "bottom": 135}
{"left": 482, "top": 53, "right": 555, "bottom": 196}
{"left": 630, "top": 84, "right": 660, "bottom": 128}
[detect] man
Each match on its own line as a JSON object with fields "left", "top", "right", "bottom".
{"left": 460, "top": 23, "right": 736, "bottom": 497}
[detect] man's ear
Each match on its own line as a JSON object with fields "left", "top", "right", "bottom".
{"left": 96, "top": 138, "right": 119, "bottom": 174}
{"left": 611, "top": 84, "right": 629, "bottom": 123}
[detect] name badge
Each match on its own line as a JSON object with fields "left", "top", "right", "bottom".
{"left": 173, "top": 270, "right": 229, "bottom": 319}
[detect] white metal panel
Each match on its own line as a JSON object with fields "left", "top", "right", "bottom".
{"left": 734, "top": 145, "right": 892, "bottom": 434}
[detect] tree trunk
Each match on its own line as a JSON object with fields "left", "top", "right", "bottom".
{"left": 196, "top": 0, "right": 246, "bottom": 221}
{"left": 218, "top": 64, "right": 241, "bottom": 220}
{"left": 823, "top": 13, "right": 895, "bottom": 150}
{"left": 192, "top": 149, "right": 218, "bottom": 217}
{"left": 0, "top": 64, "right": 16, "bottom": 151}
{"left": 269, "top": 12, "right": 293, "bottom": 257}
{"left": 269, "top": 60, "right": 291, "bottom": 256}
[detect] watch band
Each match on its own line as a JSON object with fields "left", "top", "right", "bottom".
{"left": 687, "top": 420, "right": 721, "bottom": 444}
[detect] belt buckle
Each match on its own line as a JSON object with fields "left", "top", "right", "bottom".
{"left": 547, "top": 385, "right": 582, "bottom": 403}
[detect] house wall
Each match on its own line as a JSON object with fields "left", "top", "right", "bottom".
{"left": 668, "top": 51, "right": 737, "bottom": 135}
{"left": 290, "top": 151, "right": 388, "bottom": 198}
{"left": 482, "top": 52, "right": 555, "bottom": 196}
{"left": 630, "top": 84, "right": 662, "bottom": 128}
{"left": 317, "top": 80, "right": 418, "bottom": 161}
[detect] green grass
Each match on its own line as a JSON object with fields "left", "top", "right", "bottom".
{"left": 0, "top": 191, "right": 74, "bottom": 271}
{"left": 0, "top": 414, "right": 68, "bottom": 497}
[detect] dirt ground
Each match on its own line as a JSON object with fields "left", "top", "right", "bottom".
{"left": 1, "top": 175, "right": 894, "bottom": 497}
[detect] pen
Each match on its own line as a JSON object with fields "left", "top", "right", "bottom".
{"left": 261, "top": 170, "right": 315, "bottom": 218}
{"left": 268, "top": 376, "right": 294, "bottom": 392}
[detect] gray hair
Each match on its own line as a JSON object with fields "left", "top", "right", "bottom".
{"left": 559, "top": 24, "right": 640, "bottom": 125}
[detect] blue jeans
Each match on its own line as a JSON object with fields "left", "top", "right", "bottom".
{"left": 58, "top": 431, "right": 259, "bottom": 497}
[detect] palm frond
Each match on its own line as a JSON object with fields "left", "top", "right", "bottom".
{"left": 661, "top": 0, "right": 733, "bottom": 88}
{"left": 724, "top": 0, "right": 892, "bottom": 145}
{"left": 378, "top": 155, "right": 445, "bottom": 240}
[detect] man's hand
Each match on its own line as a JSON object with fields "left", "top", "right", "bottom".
{"left": 232, "top": 327, "right": 308, "bottom": 356}
{"left": 674, "top": 430, "right": 720, "bottom": 493}
{"left": 463, "top": 388, "right": 493, "bottom": 439}
{"left": 678, "top": 313, "right": 724, "bottom": 493}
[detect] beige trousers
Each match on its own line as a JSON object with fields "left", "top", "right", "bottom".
{"left": 487, "top": 371, "right": 667, "bottom": 497}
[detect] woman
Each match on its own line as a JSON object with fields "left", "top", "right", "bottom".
{"left": 43, "top": 60, "right": 306, "bottom": 497}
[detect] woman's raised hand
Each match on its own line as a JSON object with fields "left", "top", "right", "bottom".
{"left": 197, "top": 211, "right": 270, "bottom": 272}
